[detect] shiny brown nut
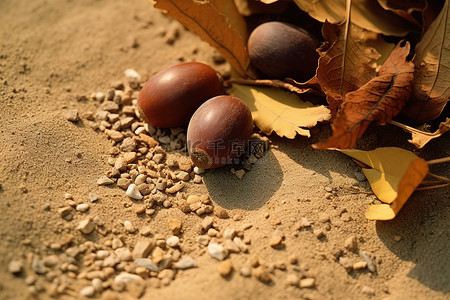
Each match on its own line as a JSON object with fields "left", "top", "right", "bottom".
{"left": 137, "top": 62, "right": 222, "bottom": 128}
{"left": 248, "top": 21, "right": 320, "bottom": 82}
{"left": 187, "top": 95, "right": 253, "bottom": 169}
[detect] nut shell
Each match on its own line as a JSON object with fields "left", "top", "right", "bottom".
{"left": 248, "top": 21, "right": 320, "bottom": 82}
{"left": 137, "top": 62, "right": 222, "bottom": 128}
{"left": 187, "top": 95, "right": 253, "bottom": 169}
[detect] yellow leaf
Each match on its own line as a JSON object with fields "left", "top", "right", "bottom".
{"left": 340, "top": 147, "right": 429, "bottom": 220}
{"left": 229, "top": 84, "right": 331, "bottom": 139}
{"left": 153, "top": 0, "right": 250, "bottom": 77}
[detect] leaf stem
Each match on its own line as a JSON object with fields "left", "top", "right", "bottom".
{"left": 389, "top": 120, "right": 436, "bottom": 136}
{"left": 228, "top": 78, "right": 316, "bottom": 94}
{"left": 427, "top": 157, "right": 450, "bottom": 165}
{"left": 416, "top": 183, "right": 449, "bottom": 191}
{"left": 427, "top": 172, "right": 450, "bottom": 183}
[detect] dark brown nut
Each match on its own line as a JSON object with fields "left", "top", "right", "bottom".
{"left": 137, "top": 62, "right": 222, "bottom": 128}
{"left": 187, "top": 95, "right": 253, "bottom": 169}
{"left": 248, "top": 21, "right": 320, "bottom": 82}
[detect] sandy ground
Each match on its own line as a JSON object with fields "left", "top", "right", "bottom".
{"left": 0, "top": 0, "right": 449, "bottom": 299}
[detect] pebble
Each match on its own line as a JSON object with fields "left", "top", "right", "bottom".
{"left": 353, "top": 261, "right": 367, "bottom": 270}
{"left": 252, "top": 266, "right": 271, "bottom": 283}
{"left": 8, "top": 260, "right": 23, "bottom": 275}
{"left": 76, "top": 203, "right": 90, "bottom": 212}
{"left": 174, "top": 257, "right": 197, "bottom": 270}
{"left": 166, "top": 182, "right": 185, "bottom": 194}
{"left": 313, "top": 229, "right": 324, "bottom": 238}
{"left": 43, "top": 255, "right": 59, "bottom": 267}
{"left": 32, "top": 256, "right": 47, "bottom": 274}
{"left": 105, "top": 129, "right": 124, "bottom": 142}
{"left": 132, "top": 239, "right": 155, "bottom": 259}
{"left": 117, "top": 178, "right": 133, "bottom": 190}
{"left": 92, "top": 278, "right": 103, "bottom": 293}
{"left": 100, "top": 101, "right": 119, "bottom": 112}
{"left": 58, "top": 206, "right": 72, "bottom": 217}
{"left": 112, "top": 238, "right": 124, "bottom": 249}
{"left": 359, "top": 251, "right": 376, "bottom": 273}
{"left": 115, "top": 247, "right": 132, "bottom": 262}
{"left": 126, "top": 184, "right": 143, "bottom": 200}
{"left": 299, "top": 217, "right": 311, "bottom": 228}
{"left": 208, "top": 243, "right": 228, "bottom": 261}
{"left": 97, "top": 175, "right": 114, "bottom": 186}
{"left": 135, "top": 258, "right": 159, "bottom": 272}
{"left": 193, "top": 167, "right": 204, "bottom": 174}
{"left": 319, "top": 213, "right": 330, "bottom": 223}
{"left": 269, "top": 236, "right": 283, "bottom": 248}
{"left": 299, "top": 277, "right": 316, "bottom": 288}
{"left": 234, "top": 169, "right": 245, "bottom": 179}
{"left": 339, "top": 257, "right": 353, "bottom": 271}
{"left": 224, "top": 239, "right": 240, "bottom": 253}
{"left": 89, "top": 193, "right": 99, "bottom": 202}
{"left": 65, "top": 109, "right": 79, "bottom": 122}
{"left": 80, "top": 286, "right": 95, "bottom": 297}
{"left": 201, "top": 216, "right": 214, "bottom": 231}
{"left": 114, "top": 272, "right": 144, "bottom": 285}
{"left": 214, "top": 207, "right": 229, "bottom": 219}
{"left": 344, "top": 235, "right": 358, "bottom": 252}
{"left": 197, "top": 235, "right": 210, "bottom": 246}
{"left": 223, "top": 228, "right": 236, "bottom": 240}
{"left": 152, "top": 247, "right": 165, "bottom": 264}
{"left": 218, "top": 259, "right": 233, "bottom": 277}
{"left": 233, "top": 237, "right": 249, "bottom": 253}
{"left": 140, "top": 226, "right": 152, "bottom": 236}
{"left": 96, "top": 250, "right": 110, "bottom": 259}
{"left": 167, "top": 218, "right": 182, "bottom": 235}
{"left": 240, "top": 266, "right": 251, "bottom": 277}
{"left": 124, "top": 220, "right": 136, "bottom": 233}
{"left": 286, "top": 274, "right": 299, "bottom": 286}
{"left": 362, "top": 286, "right": 375, "bottom": 297}
{"left": 166, "top": 236, "right": 180, "bottom": 247}
{"left": 123, "top": 152, "right": 137, "bottom": 163}
{"left": 78, "top": 218, "right": 95, "bottom": 234}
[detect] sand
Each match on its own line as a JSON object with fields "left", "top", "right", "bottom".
{"left": 0, "top": 0, "right": 449, "bottom": 299}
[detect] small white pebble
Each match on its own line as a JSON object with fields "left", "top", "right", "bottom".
{"left": 80, "top": 286, "right": 95, "bottom": 297}
{"left": 193, "top": 167, "right": 204, "bottom": 174}
{"left": 126, "top": 184, "right": 143, "bottom": 200}
{"left": 76, "top": 203, "right": 90, "bottom": 212}
{"left": 124, "top": 220, "right": 136, "bottom": 233}
{"left": 166, "top": 236, "right": 180, "bottom": 248}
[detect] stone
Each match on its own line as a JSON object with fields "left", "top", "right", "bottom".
{"left": 124, "top": 220, "right": 136, "bottom": 233}
{"left": 240, "top": 266, "right": 251, "bottom": 277}
{"left": 97, "top": 175, "right": 114, "bottom": 186}
{"left": 193, "top": 167, "right": 204, "bottom": 174}
{"left": 353, "top": 261, "right": 367, "bottom": 270}
{"left": 96, "top": 250, "right": 110, "bottom": 260}
{"left": 115, "top": 247, "right": 132, "bottom": 262}
{"left": 167, "top": 218, "right": 182, "bottom": 236}
{"left": 120, "top": 137, "right": 137, "bottom": 152}
{"left": 105, "top": 129, "right": 124, "bottom": 142}
{"left": 100, "top": 101, "right": 119, "bottom": 112}
{"left": 233, "top": 237, "right": 248, "bottom": 253}
{"left": 218, "top": 259, "right": 233, "bottom": 277}
{"left": 58, "top": 206, "right": 72, "bottom": 217}
{"left": 362, "top": 286, "right": 375, "bottom": 297}
{"left": 135, "top": 258, "right": 159, "bottom": 272}
{"left": 208, "top": 243, "right": 228, "bottom": 261}
{"left": 299, "top": 217, "right": 311, "bottom": 228}
{"left": 152, "top": 247, "right": 165, "bottom": 264}
{"left": 112, "top": 238, "right": 124, "bottom": 249}
{"left": 76, "top": 203, "right": 90, "bottom": 212}
{"left": 201, "top": 216, "right": 214, "bottom": 231}
{"left": 269, "top": 236, "right": 283, "bottom": 248}
{"left": 32, "top": 256, "right": 47, "bottom": 274}
{"left": 92, "top": 278, "right": 103, "bottom": 293}
{"left": 234, "top": 169, "right": 245, "bottom": 179}
{"left": 78, "top": 218, "right": 95, "bottom": 234}
{"left": 65, "top": 109, "right": 79, "bottom": 122}
{"left": 339, "top": 257, "right": 353, "bottom": 271}
{"left": 165, "top": 182, "right": 185, "bottom": 194}
{"left": 344, "top": 235, "right": 358, "bottom": 252}
{"left": 166, "top": 236, "right": 180, "bottom": 248}
{"left": 80, "top": 286, "right": 95, "bottom": 298}
{"left": 139, "top": 134, "right": 159, "bottom": 148}
{"left": 43, "top": 255, "right": 59, "bottom": 267}
{"left": 299, "top": 278, "right": 315, "bottom": 288}
{"left": 223, "top": 228, "right": 236, "bottom": 240}
{"left": 174, "top": 257, "right": 197, "bottom": 270}
{"left": 359, "top": 251, "right": 376, "bottom": 273}
{"left": 8, "top": 260, "right": 23, "bottom": 275}
{"left": 114, "top": 272, "right": 144, "bottom": 285}
{"left": 126, "top": 184, "right": 143, "bottom": 200}
{"left": 252, "top": 266, "right": 271, "bottom": 283}
{"left": 140, "top": 226, "right": 152, "bottom": 237}
{"left": 197, "top": 235, "right": 210, "bottom": 246}
{"left": 123, "top": 152, "right": 137, "bottom": 164}
{"left": 286, "top": 274, "right": 299, "bottom": 286}
{"left": 176, "top": 171, "right": 190, "bottom": 181}
{"left": 313, "top": 229, "right": 324, "bottom": 238}
{"left": 224, "top": 240, "right": 240, "bottom": 253}
{"left": 214, "top": 207, "right": 229, "bottom": 219}
{"left": 132, "top": 239, "right": 155, "bottom": 259}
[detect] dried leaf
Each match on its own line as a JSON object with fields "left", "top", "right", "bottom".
{"left": 314, "top": 42, "right": 414, "bottom": 149}
{"left": 293, "top": 0, "right": 419, "bottom": 36}
{"left": 409, "top": 118, "right": 450, "bottom": 148}
{"left": 401, "top": 0, "right": 450, "bottom": 124}
{"left": 229, "top": 84, "right": 331, "bottom": 138}
{"left": 153, "top": 0, "right": 250, "bottom": 77}
{"left": 316, "top": 21, "right": 394, "bottom": 112}
{"left": 340, "top": 147, "right": 429, "bottom": 220}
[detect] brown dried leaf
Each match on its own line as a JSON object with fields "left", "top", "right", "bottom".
{"left": 401, "top": 0, "right": 450, "bottom": 124}
{"left": 153, "top": 0, "right": 250, "bottom": 77}
{"left": 314, "top": 42, "right": 415, "bottom": 149}
{"left": 293, "top": 0, "right": 419, "bottom": 36}
{"left": 377, "top": 0, "right": 424, "bottom": 26}
{"left": 316, "top": 21, "right": 394, "bottom": 113}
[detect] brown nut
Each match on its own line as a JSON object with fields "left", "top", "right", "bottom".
{"left": 248, "top": 21, "right": 320, "bottom": 82}
{"left": 187, "top": 95, "right": 253, "bottom": 169}
{"left": 137, "top": 62, "right": 222, "bottom": 128}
